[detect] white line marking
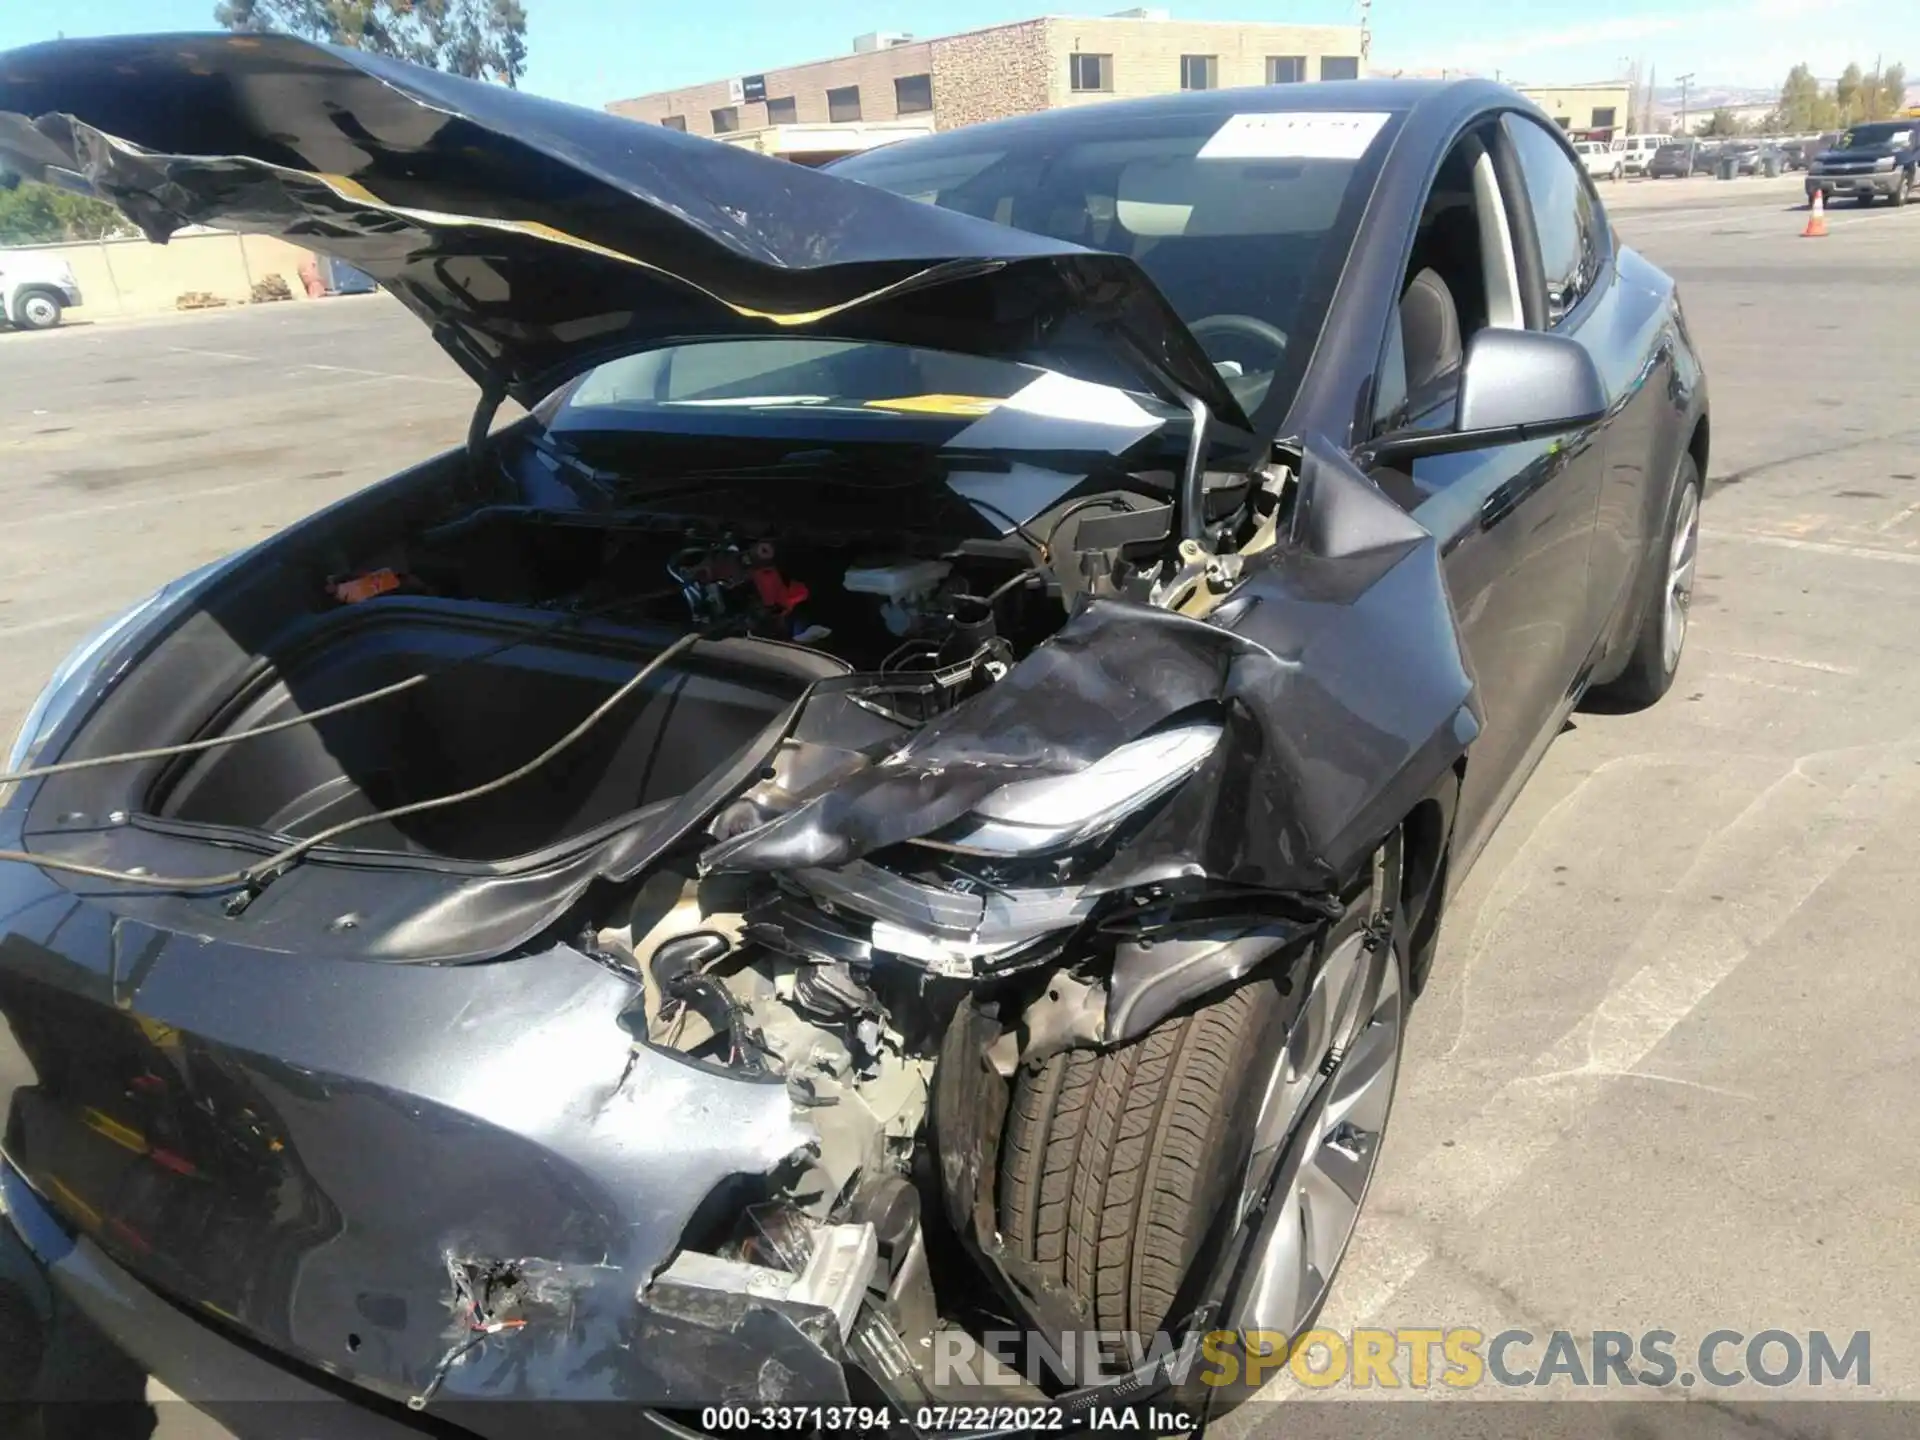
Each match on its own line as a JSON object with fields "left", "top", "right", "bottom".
{"left": 167, "top": 345, "right": 259, "bottom": 362}
{"left": 1704, "top": 529, "right": 1920, "bottom": 566}
{"left": 0, "top": 607, "right": 118, "bottom": 639}
{"left": 1709, "top": 648, "right": 1856, "bottom": 675}
{"left": 1876, "top": 500, "right": 1920, "bottom": 533}
{"left": 1705, "top": 669, "right": 1819, "bottom": 695}
{"left": 1314, "top": 737, "right": 1920, "bottom": 1342}
{"left": 302, "top": 362, "right": 466, "bottom": 388}
{"left": 15, "top": 474, "right": 331, "bottom": 526}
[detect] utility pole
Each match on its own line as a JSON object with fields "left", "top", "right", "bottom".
{"left": 1677, "top": 72, "right": 1695, "bottom": 136}
{"left": 1357, "top": 0, "right": 1372, "bottom": 67}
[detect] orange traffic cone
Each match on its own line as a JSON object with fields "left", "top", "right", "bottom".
{"left": 1802, "top": 190, "right": 1828, "bottom": 237}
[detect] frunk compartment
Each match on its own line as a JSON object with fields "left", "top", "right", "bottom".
{"left": 148, "top": 599, "right": 838, "bottom": 861}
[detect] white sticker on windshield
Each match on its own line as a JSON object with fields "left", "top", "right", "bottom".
{"left": 1198, "top": 111, "right": 1390, "bottom": 161}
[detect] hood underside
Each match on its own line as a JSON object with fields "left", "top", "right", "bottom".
{"left": 0, "top": 32, "right": 1247, "bottom": 426}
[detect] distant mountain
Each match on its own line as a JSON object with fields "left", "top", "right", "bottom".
{"left": 1649, "top": 83, "right": 1776, "bottom": 110}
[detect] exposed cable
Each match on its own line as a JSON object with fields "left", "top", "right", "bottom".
{"left": 962, "top": 497, "right": 1049, "bottom": 555}
{"left": 0, "top": 632, "right": 702, "bottom": 896}
{"left": 0, "top": 590, "right": 678, "bottom": 793}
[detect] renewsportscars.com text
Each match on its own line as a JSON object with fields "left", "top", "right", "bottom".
{"left": 932, "top": 1327, "right": 1871, "bottom": 1390}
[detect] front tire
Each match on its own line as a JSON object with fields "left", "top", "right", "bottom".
{"left": 12, "top": 291, "right": 63, "bottom": 331}
{"left": 999, "top": 980, "right": 1285, "bottom": 1338}
{"left": 998, "top": 881, "right": 1405, "bottom": 1345}
{"left": 1611, "top": 163, "right": 1624, "bottom": 182}
{"left": 1594, "top": 453, "right": 1701, "bottom": 709}
{"left": 1892, "top": 171, "right": 1912, "bottom": 207}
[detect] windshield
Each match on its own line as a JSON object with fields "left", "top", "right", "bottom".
{"left": 560, "top": 339, "right": 1046, "bottom": 415}
{"left": 545, "top": 106, "right": 1397, "bottom": 441}
{"left": 1840, "top": 123, "right": 1912, "bottom": 148}
{"left": 829, "top": 108, "right": 1399, "bottom": 426}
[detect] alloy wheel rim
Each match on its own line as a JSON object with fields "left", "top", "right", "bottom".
{"left": 1235, "top": 929, "right": 1403, "bottom": 1336}
{"left": 1663, "top": 482, "right": 1701, "bottom": 675}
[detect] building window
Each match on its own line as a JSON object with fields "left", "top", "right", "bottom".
{"left": 1267, "top": 55, "right": 1306, "bottom": 84}
{"left": 894, "top": 73, "right": 933, "bottom": 115}
{"left": 1069, "top": 53, "right": 1112, "bottom": 93}
{"left": 828, "top": 85, "right": 862, "bottom": 122}
{"left": 711, "top": 106, "right": 739, "bottom": 133}
{"left": 1319, "top": 55, "right": 1360, "bottom": 81}
{"left": 1590, "top": 106, "right": 1617, "bottom": 129}
{"left": 1180, "top": 54, "right": 1217, "bottom": 91}
{"left": 661, "top": 114, "right": 687, "bottom": 131}
{"left": 1554, "top": 115, "right": 1571, "bottom": 129}
{"left": 767, "top": 95, "right": 797, "bottom": 125}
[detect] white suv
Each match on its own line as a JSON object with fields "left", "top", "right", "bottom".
{"left": 1574, "top": 140, "right": 1625, "bottom": 181}
{"left": 1611, "top": 133, "right": 1666, "bottom": 176}
{"left": 0, "top": 251, "right": 83, "bottom": 330}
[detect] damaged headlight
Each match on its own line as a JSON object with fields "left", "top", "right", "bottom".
{"left": 938, "top": 721, "right": 1223, "bottom": 857}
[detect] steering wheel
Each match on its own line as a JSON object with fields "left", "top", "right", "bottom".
{"left": 1188, "top": 313, "right": 1290, "bottom": 369}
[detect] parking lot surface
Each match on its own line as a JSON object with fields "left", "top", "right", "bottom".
{"left": 1, "top": 175, "right": 1916, "bottom": 1432}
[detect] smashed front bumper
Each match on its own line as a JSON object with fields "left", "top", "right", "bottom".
{"left": 0, "top": 836, "right": 876, "bottom": 1433}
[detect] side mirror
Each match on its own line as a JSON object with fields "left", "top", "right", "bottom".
{"left": 1365, "top": 328, "right": 1608, "bottom": 467}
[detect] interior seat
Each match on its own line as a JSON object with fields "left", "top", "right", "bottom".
{"left": 1399, "top": 267, "right": 1462, "bottom": 392}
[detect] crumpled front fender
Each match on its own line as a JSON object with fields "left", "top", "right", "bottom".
{"left": 707, "top": 438, "right": 1479, "bottom": 900}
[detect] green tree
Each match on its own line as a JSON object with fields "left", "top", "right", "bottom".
{"left": 1776, "top": 63, "right": 1825, "bottom": 131}
{"left": 0, "top": 174, "right": 135, "bottom": 244}
{"left": 214, "top": 0, "right": 529, "bottom": 87}
{"left": 1872, "top": 62, "right": 1907, "bottom": 120}
{"left": 1835, "top": 61, "right": 1865, "bottom": 122}
{"left": 1701, "top": 107, "right": 1742, "bottom": 136}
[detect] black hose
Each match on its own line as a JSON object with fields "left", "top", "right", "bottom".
{"left": 0, "top": 633, "right": 702, "bottom": 895}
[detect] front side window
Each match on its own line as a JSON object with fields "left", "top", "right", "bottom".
{"left": 1267, "top": 55, "right": 1306, "bottom": 84}
{"left": 828, "top": 85, "right": 862, "bottom": 122}
{"left": 1180, "top": 55, "right": 1217, "bottom": 91}
{"left": 1502, "top": 114, "right": 1603, "bottom": 325}
{"left": 1070, "top": 53, "right": 1112, "bottom": 93}
{"left": 1320, "top": 56, "right": 1360, "bottom": 82}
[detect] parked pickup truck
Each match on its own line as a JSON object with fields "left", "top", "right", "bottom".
{"left": 1806, "top": 120, "right": 1917, "bottom": 206}
{"left": 0, "top": 250, "right": 82, "bottom": 329}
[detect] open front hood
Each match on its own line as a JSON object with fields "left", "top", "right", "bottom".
{"left": 0, "top": 32, "right": 1248, "bottom": 426}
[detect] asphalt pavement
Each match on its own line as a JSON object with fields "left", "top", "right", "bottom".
{"left": 0, "top": 172, "right": 1917, "bottom": 1434}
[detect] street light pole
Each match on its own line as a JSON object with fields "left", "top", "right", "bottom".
{"left": 1676, "top": 72, "right": 1695, "bottom": 136}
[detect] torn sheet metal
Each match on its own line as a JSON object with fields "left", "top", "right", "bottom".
{"left": 705, "top": 439, "right": 1480, "bottom": 896}
{"left": 0, "top": 33, "right": 1246, "bottom": 425}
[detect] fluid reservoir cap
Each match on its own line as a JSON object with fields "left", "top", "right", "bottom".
{"left": 843, "top": 559, "right": 952, "bottom": 601}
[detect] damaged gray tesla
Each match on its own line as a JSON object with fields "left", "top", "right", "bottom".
{"left": 0, "top": 32, "right": 1707, "bottom": 1440}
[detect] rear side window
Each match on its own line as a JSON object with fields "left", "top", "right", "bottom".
{"left": 1502, "top": 114, "right": 1603, "bottom": 326}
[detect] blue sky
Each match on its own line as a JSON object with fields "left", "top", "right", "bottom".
{"left": 0, "top": 0, "right": 1892, "bottom": 108}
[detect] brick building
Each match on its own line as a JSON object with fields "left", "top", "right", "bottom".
{"left": 606, "top": 9, "right": 1366, "bottom": 159}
